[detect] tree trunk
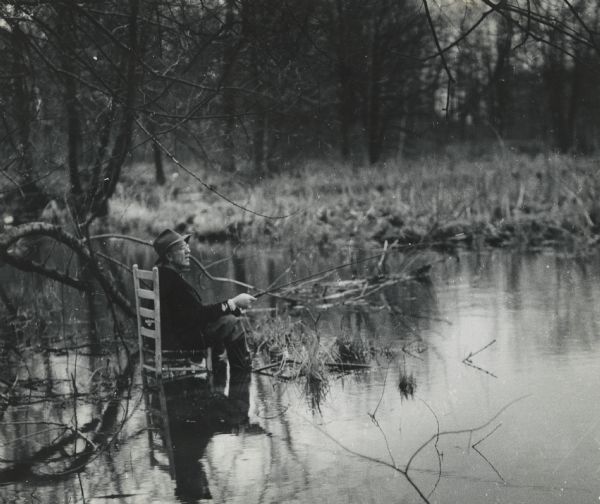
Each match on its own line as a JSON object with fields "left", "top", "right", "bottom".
{"left": 90, "top": 0, "right": 140, "bottom": 220}
{"left": 10, "top": 26, "right": 48, "bottom": 222}
{"left": 153, "top": 140, "right": 166, "bottom": 185}
{"left": 56, "top": 4, "right": 83, "bottom": 211}
{"left": 333, "top": 0, "right": 354, "bottom": 161}
{"left": 365, "top": 19, "right": 383, "bottom": 165}
{"left": 222, "top": 0, "right": 237, "bottom": 172}
{"left": 491, "top": 17, "right": 513, "bottom": 137}
{"left": 148, "top": 122, "right": 166, "bottom": 185}
{"left": 253, "top": 109, "right": 266, "bottom": 173}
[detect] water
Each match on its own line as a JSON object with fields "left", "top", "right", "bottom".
{"left": 2, "top": 248, "right": 600, "bottom": 503}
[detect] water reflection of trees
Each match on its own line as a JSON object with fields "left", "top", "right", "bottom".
{"left": 0, "top": 355, "right": 132, "bottom": 484}
{"left": 0, "top": 258, "right": 133, "bottom": 493}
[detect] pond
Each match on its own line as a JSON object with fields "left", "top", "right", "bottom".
{"left": 1, "top": 245, "right": 600, "bottom": 503}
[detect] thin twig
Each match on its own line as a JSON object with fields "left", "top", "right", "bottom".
{"left": 419, "top": 399, "right": 443, "bottom": 498}
{"left": 462, "top": 339, "right": 497, "bottom": 377}
{"left": 405, "top": 395, "right": 529, "bottom": 473}
{"left": 462, "top": 360, "right": 497, "bottom": 378}
{"left": 472, "top": 423, "right": 505, "bottom": 482}
{"left": 136, "top": 118, "right": 299, "bottom": 220}
{"left": 370, "top": 364, "right": 390, "bottom": 419}
{"left": 368, "top": 365, "right": 398, "bottom": 468}
{"left": 464, "top": 339, "right": 496, "bottom": 361}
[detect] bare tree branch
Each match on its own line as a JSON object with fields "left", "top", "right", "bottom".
{"left": 0, "top": 223, "right": 134, "bottom": 316}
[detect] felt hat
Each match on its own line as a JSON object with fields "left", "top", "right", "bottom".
{"left": 153, "top": 229, "right": 191, "bottom": 258}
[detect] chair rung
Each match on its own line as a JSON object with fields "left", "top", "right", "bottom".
{"left": 139, "top": 307, "right": 155, "bottom": 318}
{"left": 166, "top": 366, "right": 209, "bottom": 372}
{"left": 135, "top": 269, "right": 154, "bottom": 281}
{"left": 136, "top": 288, "right": 155, "bottom": 300}
{"left": 140, "top": 326, "right": 156, "bottom": 338}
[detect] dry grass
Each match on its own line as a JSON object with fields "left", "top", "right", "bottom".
{"left": 105, "top": 153, "right": 600, "bottom": 251}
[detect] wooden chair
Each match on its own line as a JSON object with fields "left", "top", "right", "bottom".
{"left": 133, "top": 264, "right": 212, "bottom": 377}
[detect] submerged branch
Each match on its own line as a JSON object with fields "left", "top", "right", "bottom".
{"left": 471, "top": 423, "right": 505, "bottom": 482}
{"left": 308, "top": 395, "right": 529, "bottom": 503}
{"left": 404, "top": 395, "right": 529, "bottom": 474}
{"left": 462, "top": 339, "right": 497, "bottom": 377}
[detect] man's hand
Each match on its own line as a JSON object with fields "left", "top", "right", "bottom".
{"left": 229, "top": 293, "right": 257, "bottom": 310}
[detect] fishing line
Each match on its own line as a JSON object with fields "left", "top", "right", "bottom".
{"left": 136, "top": 118, "right": 301, "bottom": 220}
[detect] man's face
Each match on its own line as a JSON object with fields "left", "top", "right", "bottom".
{"left": 166, "top": 240, "right": 191, "bottom": 269}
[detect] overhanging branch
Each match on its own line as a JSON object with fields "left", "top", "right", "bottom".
{"left": 0, "top": 223, "right": 134, "bottom": 317}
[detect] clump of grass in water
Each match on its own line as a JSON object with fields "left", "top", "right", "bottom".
{"left": 249, "top": 314, "right": 336, "bottom": 409}
{"left": 398, "top": 364, "right": 416, "bottom": 400}
{"left": 249, "top": 314, "right": 301, "bottom": 362}
{"left": 334, "top": 334, "right": 371, "bottom": 364}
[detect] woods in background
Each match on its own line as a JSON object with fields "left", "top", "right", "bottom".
{"left": 1, "top": 0, "right": 600, "bottom": 224}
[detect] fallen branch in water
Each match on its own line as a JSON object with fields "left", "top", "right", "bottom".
{"left": 462, "top": 359, "right": 497, "bottom": 378}
{"left": 471, "top": 423, "right": 505, "bottom": 482}
{"left": 462, "top": 339, "right": 497, "bottom": 378}
{"left": 307, "top": 394, "right": 529, "bottom": 503}
{"left": 464, "top": 339, "right": 496, "bottom": 361}
{"left": 272, "top": 270, "right": 432, "bottom": 309}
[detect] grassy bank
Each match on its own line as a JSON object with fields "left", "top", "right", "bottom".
{"left": 110, "top": 153, "right": 600, "bottom": 252}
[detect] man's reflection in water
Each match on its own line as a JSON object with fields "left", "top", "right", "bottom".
{"left": 146, "top": 370, "right": 261, "bottom": 502}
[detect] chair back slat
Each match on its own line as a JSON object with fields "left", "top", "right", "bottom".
{"left": 139, "top": 306, "right": 155, "bottom": 319}
{"left": 136, "top": 288, "right": 155, "bottom": 300}
{"left": 135, "top": 269, "right": 155, "bottom": 281}
{"left": 140, "top": 326, "right": 157, "bottom": 339}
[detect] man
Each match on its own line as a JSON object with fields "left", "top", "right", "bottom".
{"left": 152, "top": 228, "right": 256, "bottom": 371}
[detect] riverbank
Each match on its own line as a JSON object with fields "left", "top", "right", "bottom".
{"left": 109, "top": 153, "right": 600, "bottom": 253}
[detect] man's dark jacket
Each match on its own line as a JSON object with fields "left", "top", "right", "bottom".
{"left": 158, "top": 266, "right": 229, "bottom": 350}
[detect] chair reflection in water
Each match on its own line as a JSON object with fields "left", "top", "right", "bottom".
{"left": 143, "top": 373, "right": 262, "bottom": 501}
{"left": 134, "top": 265, "right": 262, "bottom": 499}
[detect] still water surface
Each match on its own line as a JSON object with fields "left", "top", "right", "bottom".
{"left": 2, "top": 248, "right": 600, "bottom": 503}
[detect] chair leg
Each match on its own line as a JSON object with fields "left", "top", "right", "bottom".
{"left": 206, "top": 347, "right": 213, "bottom": 372}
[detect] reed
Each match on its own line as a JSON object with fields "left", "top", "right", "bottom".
{"left": 106, "top": 153, "right": 600, "bottom": 252}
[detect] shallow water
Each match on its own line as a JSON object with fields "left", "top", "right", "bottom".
{"left": 2, "top": 248, "right": 600, "bottom": 503}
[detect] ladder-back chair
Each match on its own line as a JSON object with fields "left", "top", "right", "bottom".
{"left": 133, "top": 264, "right": 212, "bottom": 377}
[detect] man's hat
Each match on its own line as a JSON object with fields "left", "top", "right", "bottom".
{"left": 153, "top": 229, "right": 191, "bottom": 258}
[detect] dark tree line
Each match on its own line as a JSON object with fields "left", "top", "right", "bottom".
{"left": 1, "top": 0, "right": 600, "bottom": 228}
